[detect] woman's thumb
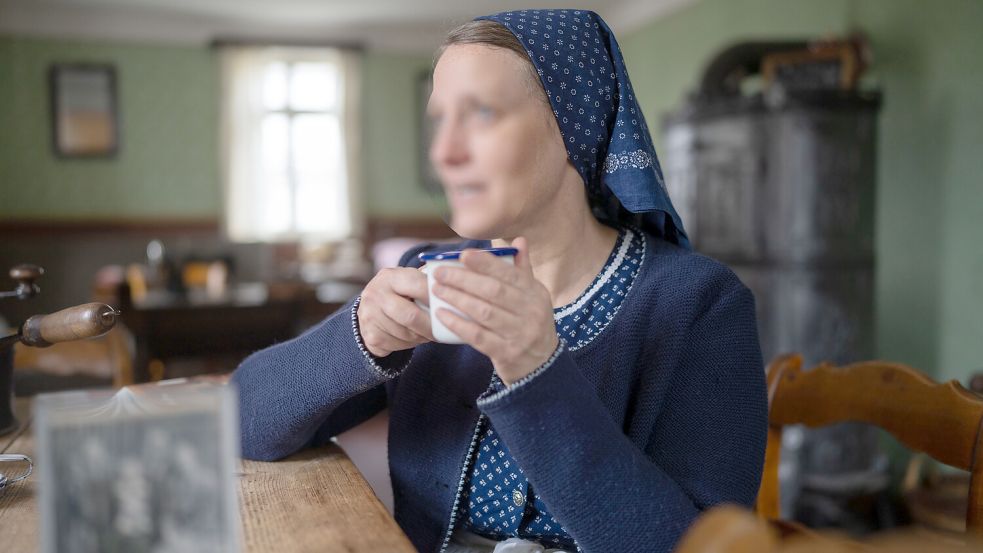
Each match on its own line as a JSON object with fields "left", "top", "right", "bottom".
{"left": 513, "top": 236, "right": 531, "bottom": 271}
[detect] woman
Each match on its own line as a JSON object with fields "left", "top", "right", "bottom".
{"left": 232, "top": 9, "right": 767, "bottom": 553}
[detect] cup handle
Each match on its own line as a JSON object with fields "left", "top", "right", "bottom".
{"left": 0, "top": 454, "right": 33, "bottom": 483}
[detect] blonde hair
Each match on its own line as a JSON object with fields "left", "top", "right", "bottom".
{"left": 434, "top": 20, "right": 549, "bottom": 105}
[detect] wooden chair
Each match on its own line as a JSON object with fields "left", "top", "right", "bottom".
{"left": 675, "top": 504, "right": 872, "bottom": 553}
{"left": 676, "top": 504, "right": 982, "bottom": 553}
{"left": 755, "top": 354, "right": 983, "bottom": 539}
{"left": 674, "top": 504, "right": 782, "bottom": 553}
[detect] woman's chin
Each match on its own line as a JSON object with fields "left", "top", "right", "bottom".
{"left": 449, "top": 213, "right": 503, "bottom": 241}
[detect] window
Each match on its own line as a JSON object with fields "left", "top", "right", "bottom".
{"left": 220, "top": 46, "right": 362, "bottom": 243}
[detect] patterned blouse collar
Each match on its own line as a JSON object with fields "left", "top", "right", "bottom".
{"left": 554, "top": 226, "right": 646, "bottom": 351}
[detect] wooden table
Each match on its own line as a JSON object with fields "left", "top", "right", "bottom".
{"left": 119, "top": 281, "right": 363, "bottom": 382}
{"left": 0, "top": 398, "right": 414, "bottom": 552}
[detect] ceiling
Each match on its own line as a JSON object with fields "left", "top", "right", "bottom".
{"left": 0, "top": 0, "right": 696, "bottom": 51}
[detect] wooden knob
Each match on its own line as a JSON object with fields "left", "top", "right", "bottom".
{"left": 21, "top": 303, "right": 118, "bottom": 347}
{"left": 9, "top": 264, "right": 43, "bottom": 281}
{"left": 8, "top": 264, "right": 43, "bottom": 299}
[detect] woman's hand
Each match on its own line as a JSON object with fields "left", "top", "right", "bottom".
{"left": 356, "top": 267, "right": 435, "bottom": 358}
{"left": 432, "top": 237, "right": 559, "bottom": 385}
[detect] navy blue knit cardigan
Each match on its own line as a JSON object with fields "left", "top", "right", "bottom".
{"left": 230, "top": 234, "right": 768, "bottom": 553}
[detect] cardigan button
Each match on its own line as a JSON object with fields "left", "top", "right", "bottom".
{"left": 512, "top": 489, "right": 524, "bottom": 507}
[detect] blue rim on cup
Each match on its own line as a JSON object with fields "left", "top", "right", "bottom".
{"left": 418, "top": 247, "right": 518, "bottom": 263}
{"left": 416, "top": 247, "right": 519, "bottom": 344}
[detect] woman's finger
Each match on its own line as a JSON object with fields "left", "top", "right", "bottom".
{"left": 378, "top": 293, "right": 435, "bottom": 341}
{"left": 459, "top": 249, "right": 523, "bottom": 286}
{"left": 360, "top": 320, "right": 422, "bottom": 355}
{"left": 432, "top": 282, "right": 519, "bottom": 334}
{"left": 511, "top": 236, "right": 533, "bottom": 275}
{"left": 435, "top": 307, "right": 508, "bottom": 357}
{"left": 432, "top": 266, "right": 522, "bottom": 314}
{"left": 386, "top": 267, "right": 430, "bottom": 302}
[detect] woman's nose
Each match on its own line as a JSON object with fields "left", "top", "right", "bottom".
{"left": 429, "top": 119, "right": 469, "bottom": 169}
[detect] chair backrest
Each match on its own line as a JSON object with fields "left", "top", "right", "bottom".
{"left": 756, "top": 353, "right": 983, "bottom": 538}
{"left": 674, "top": 505, "right": 780, "bottom": 553}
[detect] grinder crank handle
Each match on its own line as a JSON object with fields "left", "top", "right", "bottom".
{"left": 20, "top": 303, "right": 119, "bottom": 347}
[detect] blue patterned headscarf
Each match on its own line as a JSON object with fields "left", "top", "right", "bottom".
{"left": 475, "top": 9, "right": 690, "bottom": 249}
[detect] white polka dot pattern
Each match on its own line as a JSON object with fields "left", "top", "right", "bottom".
{"left": 555, "top": 227, "right": 645, "bottom": 351}
{"left": 460, "top": 226, "right": 646, "bottom": 550}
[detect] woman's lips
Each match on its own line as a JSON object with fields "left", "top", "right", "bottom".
{"left": 448, "top": 184, "right": 486, "bottom": 207}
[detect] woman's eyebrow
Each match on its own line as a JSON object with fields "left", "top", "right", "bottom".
{"left": 431, "top": 93, "right": 496, "bottom": 112}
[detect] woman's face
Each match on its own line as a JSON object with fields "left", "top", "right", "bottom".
{"left": 428, "top": 44, "right": 572, "bottom": 240}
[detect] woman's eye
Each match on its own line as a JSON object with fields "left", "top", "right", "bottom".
{"left": 475, "top": 105, "right": 496, "bottom": 120}
{"left": 428, "top": 115, "right": 448, "bottom": 135}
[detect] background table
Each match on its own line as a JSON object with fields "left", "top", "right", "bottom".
{"left": 118, "top": 281, "right": 363, "bottom": 382}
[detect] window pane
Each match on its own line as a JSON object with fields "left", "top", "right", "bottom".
{"left": 262, "top": 62, "right": 288, "bottom": 110}
{"left": 292, "top": 114, "right": 339, "bottom": 177}
{"left": 258, "top": 181, "right": 291, "bottom": 235}
{"left": 297, "top": 178, "right": 348, "bottom": 235}
{"left": 289, "top": 62, "right": 337, "bottom": 111}
{"left": 260, "top": 171, "right": 289, "bottom": 192}
{"left": 293, "top": 113, "right": 347, "bottom": 235}
{"left": 261, "top": 114, "right": 288, "bottom": 175}
{"left": 296, "top": 182, "right": 330, "bottom": 233}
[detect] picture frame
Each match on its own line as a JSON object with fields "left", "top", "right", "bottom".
{"left": 417, "top": 70, "right": 442, "bottom": 194}
{"left": 761, "top": 43, "right": 861, "bottom": 93}
{"left": 34, "top": 383, "right": 240, "bottom": 553}
{"left": 49, "top": 63, "right": 120, "bottom": 158}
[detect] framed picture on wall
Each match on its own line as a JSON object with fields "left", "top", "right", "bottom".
{"left": 418, "top": 70, "right": 442, "bottom": 194}
{"left": 49, "top": 63, "right": 120, "bottom": 158}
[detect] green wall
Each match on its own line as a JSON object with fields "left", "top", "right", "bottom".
{"left": 0, "top": 38, "right": 443, "bottom": 221}
{"left": 1, "top": 0, "right": 980, "bottom": 379}
{"left": 0, "top": 37, "right": 220, "bottom": 218}
{"left": 620, "top": 0, "right": 983, "bottom": 379}
{"left": 361, "top": 51, "right": 446, "bottom": 218}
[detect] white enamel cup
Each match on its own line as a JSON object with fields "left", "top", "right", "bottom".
{"left": 416, "top": 247, "right": 517, "bottom": 344}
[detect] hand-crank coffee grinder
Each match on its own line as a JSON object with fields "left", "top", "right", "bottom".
{"left": 0, "top": 264, "right": 119, "bottom": 434}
